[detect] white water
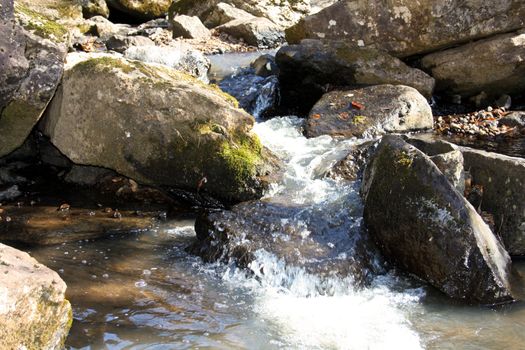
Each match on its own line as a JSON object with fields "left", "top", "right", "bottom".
{"left": 209, "top": 116, "right": 427, "bottom": 349}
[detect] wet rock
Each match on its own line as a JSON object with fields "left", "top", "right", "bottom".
{"left": 0, "top": 205, "right": 156, "bottom": 245}
{"left": 495, "top": 95, "right": 512, "bottom": 110}
{"left": 215, "top": 17, "right": 284, "bottom": 48}
{"left": 286, "top": 0, "right": 525, "bottom": 58}
{"left": 203, "top": 2, "right": 254, "bottom": 28}
{"left": 430, "top": 151, "right": 465, "bottom": 194}
{"left": 276, "top": 40, "right": 434, "bottom": 114}
{"left": 0, "top": 185, "right": 22, "bottom": 202}
{"left": 0, "top": 6, "right": 68, "bottom": 157}
{"left": 0, "top": 163, "right": 28, "bottom": 185}
{"left": 362, "top": 135, "right": 514, "bottom": 304}
{"left": 171, "top": 14, "right": 211, "bottom": 39}
{"left": 106, "top": 34, "right": 154, "bottom": 53}
{"left": 41, "top": 53, "right": 280, "bottom": 204}
{"left": 251, "top": 54, "right": 279, "bottom": 78}
{"left": 499, "top": 111, "right": 525, "bottom": 129}
{"left": 81, "top": 0, "right": 110, "bottom": 18}
{"left": 461, "top": 147, "right": 525, "bottom": 256}
{"left": 219, "top": 69, "right": 279, "bottom": 118}
{"left": 192, "top": 200, "right": 381, "bottom": 287}
{"left": 326, "top": 141, "right": 374, "bottom": 181}
{"left": 305, "top": 85, "right": 433, "bottom": 139}
{"left": 106, "top": 0, "right": 171, "bottom": 20}
{"left": 0, "top": 243, "right": 72, "bottom": 350}
{"left": 421, "top": 32, "right": 525, "bottom": 98}
{"left": 124, "top": 44, "right": 210, "bottom": 82}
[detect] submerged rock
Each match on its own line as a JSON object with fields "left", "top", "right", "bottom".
{"left": 0, "top": 243, "right": 72, "bottom": 350}
{"left": 276, "top": 40, "right": 434, "bottom": 114}
{"left": 0, "top": 205, "right": 155, "bottom": 245}
{"left": 0, "top": 5, "right": 68, "bottom": 157}
{"left": 41, "top": 53, "right": 280, "bottom": 204}
{"left": 286, "top": 0, "right": 525, "bottom": 58}
{"left": 461, "top": 148, "right": 525, "bottom": 256}
{"left": 192, "top": 200, "right": 381, "bottom": 288}
{"left": 421, "top": 31, "right": 525, "bottom": 98}
{"left": 362, "top": 136, "right": 514, "bottom": 304}
{"left": 305, "top": 85, "right": 433, "bottom": 138}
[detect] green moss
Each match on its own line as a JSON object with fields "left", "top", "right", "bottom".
{"left": 74, "top": 57, "right": 136, "bottom": 75}
{"left": 218, "top": 132, "right": 263, "bottom": 183}
{"left": 15, "top": 4, "right": 69, "bottom": 42}
{"left": 396, "top": 151, "right": 413, "bottom": 168}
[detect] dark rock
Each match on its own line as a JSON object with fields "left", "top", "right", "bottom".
{"left": 192, "top": 200, "right": 382, "bottom": 288}
{"left": 0, "top": 185, "right": 22, "bottom": 202}
{"left": 215, "top": 17, "right": 284, "bottom": 48}
{"left": 0, "top": 7, "right": 67, "bottom": 157}
{"left": 362, "top": 135, "right": 514, "bottom": 304}
{"left": 286, "top": 0, "right": 525, "bottom": 58}
{"left": 276, "top": 40, "right": 434, "bottom": 114}
{"left": 251, "top": 54, "right": 279, "bottom": 78}
{"left": 171, "top": 14, "right": 211, "bottom": 39}
{"left": 495, "top": 94, "right": 512, "bottom": 110}
{"left": 326, "top": 141, "right": 374, "bottom": 181}
{"left": 306, "top": 85, "right": 433, "bottom": 139}
{"left": 499, "top": 111, "right": 525, "bottom": 128}
{"left": 64, "top": 165, "right": 116, "bottom": 186}
{"left": 461, "top": 147, "right": 525, "bottom": 256}
{"left": 421, "top": 31, "right": 525, "bottom": 98}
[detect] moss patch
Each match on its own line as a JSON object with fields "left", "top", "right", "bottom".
{"left": 218, "top": 132, "right": 263, "bottom": 183}
{"left": 15, "top": 4, "right": 69, "bottom": 42}
{"left": 353, "top": 115, "right": 367, "bottom": 125}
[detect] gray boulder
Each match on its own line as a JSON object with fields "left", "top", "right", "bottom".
{"left": 105, "top": 34, "right": 155, "bottom": 53}
{"left": 88, "top": 15, "right": 132, "bottom": 40}
{"left": 0, "top": 243, "right": 72, "bottom": 350}
{"left": 306, "top": 85, "right": 433, "bottom": 138}
{"left": 171, "top": 14, "right": 211, "bottom": 39}
{"left": 215, "top": 17, "right": 284, "bottom": 48}
{"left": 461, "top": 147, "right": 525, "bottom": 256}
{"left": 362, "top": 135, "right": 514, "bottom": 304}
{"left": 499, "top": 111, "right": 525, "bottom": 129}
{"left": 41, "top": 53, "right": 280, "bottom": 204}
{"left": 124, "top": 44, "right": 210, "bottom": 82}
{"left": 276, "top": 40, "right": 434, "bottom": 114}
{"left": 286, "top": 0, "right": 525, "bottom": 58}
{"left": 203, "top": 2, "right": 254, "bottom": 28}
{"left": 421, "top": 31, "right": 525, "bottom": 98}
{"left": 0, "top": 6, "right": 68, "bottom": 157}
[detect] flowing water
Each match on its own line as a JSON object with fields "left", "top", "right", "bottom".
{"left": 26, "top": 116, "right": 525, "bottom": 349}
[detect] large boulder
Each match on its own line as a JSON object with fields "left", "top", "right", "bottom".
{"left": 421, "top": 31, "right": 525, "bottom": 98}
{"left": 286, "top": 0, "right": 525, "bottom": 58}
{"left": 41, "top": 53, "right": 280, "bottom": 204}
{"left": 15, "top": 0, "right": 83, "bottom": 21}
{"left": 0, "top": 243, "right": 72, "bottom": 349}
{"left": 362, "top": 135, "right": 514, "bottom": 304}
{"left": 124, "top": 44, "right": 210, "bottom": 82}
{"left": 192, "top": 200, "right": 381, "bottom": 287}
{"left": 170, "top": 0, "right": 320, "bottom": 29}
{"left": 171, "top": 14, "right": 211, "bottom": 39}
{"left": 305, "top": 85, "right": 433, "bottom": 138}
{"left": 276, "top": 40, "right": 435, "bottom": 114}
{"left": 202, "top": 2, "right": 254, "bottom": 28}
{"left": 215, "top": 17, "right": 285, "bottom": 48}
{"left": 80, "top": 0, "right": 110, "bottom": 19}
{"left": 106, "top": 0, "right": 171, "bottom": 20}
{"left": 0, "top": 4, "right": 68, "bottom": 157}
{"left": 461, "top": 147, "right": 525, "bottom": 256}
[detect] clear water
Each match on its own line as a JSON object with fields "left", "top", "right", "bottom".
{"left": 26, "top": 117, "right": 525, "bottom": 349}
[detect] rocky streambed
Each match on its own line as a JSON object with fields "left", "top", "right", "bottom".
{"left": 2, "top": 0, "right": 525, "bottom": 349}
